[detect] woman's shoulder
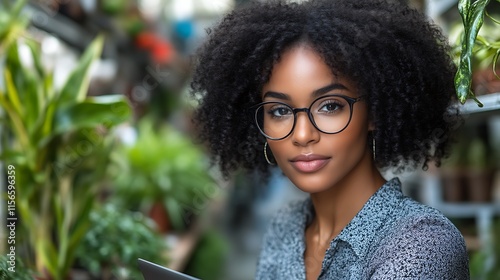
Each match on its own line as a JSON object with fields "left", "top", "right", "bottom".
{"left": 389, "top": 195, "right": 467, "bottom": 256}
{"left": 370, "top": 177, "right": 465, "bottom": 246}
{"left": 395, "top": 196, "right": 462, "bottom": 237}
{"left": 367, "top": 197, "right": 470, "bottom": 278}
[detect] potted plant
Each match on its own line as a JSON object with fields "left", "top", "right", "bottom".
{"left": 464, "top": 136, "right": 495, "bottom": 202}
{"left": 455, "top": 0, "right": 500, "bottom": 105}
{"left": 183, "top": 229, "right": 229, "bottom": 280}
{"left": 75, "top": 203, "right": 168, "bottom": 280}
{"left": 441, "top": 139, "right": 467, "bottom": 202}
{"left": 111, "top": 117, "right": 219, "bottom": 232}
{"left": 0, "top": 1, "right": 132, "bottom": 278}
{"left": 0, "top": 254, "right": 33, "bottom": 280}
{"left": 470, "top": 220, "right": 500, "bottom": 279}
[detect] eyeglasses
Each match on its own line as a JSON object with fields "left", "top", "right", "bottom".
{"left": 252, "top": 94, "right": 364, "bottom": 140}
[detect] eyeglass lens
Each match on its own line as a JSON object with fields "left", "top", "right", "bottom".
{"left": 255, "top": 95, "right": 352, "bottom": 139}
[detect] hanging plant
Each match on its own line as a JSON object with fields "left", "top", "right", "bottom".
{"left": 455, "top": 0, "right": 500, "bottom": 106}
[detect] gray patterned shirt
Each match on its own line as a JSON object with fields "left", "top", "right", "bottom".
{"left": 255, "top": 178, "right": 469, "bottom": 279}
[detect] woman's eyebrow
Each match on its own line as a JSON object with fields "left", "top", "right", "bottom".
{"left": 262, "top": 83, "right": 348, "bottom": 100}
{"left": 312, "top": 83, "right": 348, "bottom": 98}
{"left": 262, "top": 91, "right": 290, "bottom": 100}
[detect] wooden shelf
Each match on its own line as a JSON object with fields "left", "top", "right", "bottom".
{"left": 420, "top": 173, "right": 499, "bottom": 251}
{"left": 434, "top": 202, "right": 500, "bottom": 218}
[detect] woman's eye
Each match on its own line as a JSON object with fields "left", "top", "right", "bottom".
{"left": 319, "top": 102, "right": 342, "bottom": 113}
{"left": 269, "top": 107, "right": 292, "bottom": 117}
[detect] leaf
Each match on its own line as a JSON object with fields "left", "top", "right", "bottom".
{"left": 0, "top": 88, "right": 30, "bottom": 150}
{"left": 31, "top": 74, "right": 57, "bottom": 147}
{"left": 53, "top": 193, "right": 64, "bottom": 273}
{"left": 6, "top": 41, "right": 41, "bottom": 130}
{"left": 68, "top": 197, "right": 93, "bottom": 256}
{"left": 44, "top": 71, "right": 55, "bottom": 100}
{"left": 165, "top": 197, "right": 184, "bottom": 230}
{"left": 485, "top": 10, "right": 500, "bottom": 24}
{"left": 36, "top": 239, "right": 59, "bottom": 279}
{"left": 3, "top": 67, "right": 23, "bottom": 118}
{"left": 25, "top": 38, "right": 45, "bottom": 79}
{"left": 57, "top": 35, "right": 104, "bottom": 106}
{"left": 493, "top": 48, "right": 500, "bottom": 79}
{"left": 0, "top": 0, "right": 28, "bottom": 49}
{"left": 458, "top": 0, "right": 472, "bottom": 24}
{"left": 53, "top": 95, "right": 131, "bottom": 136}
{"left": 53, "top": 175, "right": 73, "bottom": 277}
{"left": 31, "top": 101, "right": 53, "bottom": 147}
{"left": 455, "top": 0, "right": 490, "bottom": 105}
{"left": 0, "top": 149, "right": 26, "bottom": 163}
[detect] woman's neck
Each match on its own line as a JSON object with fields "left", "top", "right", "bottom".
{"left": 307, "top": 150, "right": 386, "bottom": 246}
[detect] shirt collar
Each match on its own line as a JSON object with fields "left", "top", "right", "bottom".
{"left": 335, "top": 177, "right": 403, "bottom": 258}
{"left": 288, "top": 178, "right": 404, "bottom": 259}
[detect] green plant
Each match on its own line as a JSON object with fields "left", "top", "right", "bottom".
{"left": 0, "top": 0, "right": 28, "bottom": 53}
{"left": 442, "top": 139, "right": 467, "bottom": 169}
{"left": 467, "top": 137, "right": 490, "bottom": 169}
{"left": 111, "top": 118, "right": 219, "bottom": 230}
{"left": 101, "top": 0, "right": 129, "bottom": 15}
{"left": 455, "top": 0, "right": 500, "bottom": 105}
{"left": 75, "top": 203, "right": 168, "bottom": 280}
{"left": 0, "top": 254, "right": 33, "bottom": 280}
{"left": 184, "top": 230, "right": 229, "bottom": 280}
{"left": 0, "top": 3, "right": 131, "bottom": 278}
{"left": 470, "top": 221, "right": 500, "bottom": 279}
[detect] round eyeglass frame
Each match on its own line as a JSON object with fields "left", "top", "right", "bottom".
{"left": 251, "top": 94, "right": 365, "bottom": 140}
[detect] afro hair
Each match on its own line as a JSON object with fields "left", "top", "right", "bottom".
{"left": 191, "top": 0, "right": 461, "bottom": 178}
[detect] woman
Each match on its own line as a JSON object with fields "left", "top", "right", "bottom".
{"left": 191, "top": 0, "right": 469, "bottom": 279}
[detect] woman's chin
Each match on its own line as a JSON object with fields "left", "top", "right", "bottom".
{"left": 288, "top": 176, "right": 338, "bottom": 194}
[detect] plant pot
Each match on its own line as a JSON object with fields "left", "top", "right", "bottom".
{"left": 441, "top": 168, "right": 466, "bottom": 202}
{"left": 492, "top": 170, "right": 500, "bottom": 202}
{"left": 149, "top": 202, "right": 171, "bottom": 234}
{"left": 465, "top": 169, "right": 495, "bottom": 202}
{"left": 472, "top": 66, "right": 500, "bottom": 95}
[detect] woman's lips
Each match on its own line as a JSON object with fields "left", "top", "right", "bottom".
{"left": 289, "top": 154, "right": 331, "bottom": 173}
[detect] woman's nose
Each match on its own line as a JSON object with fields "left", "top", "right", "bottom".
{"left": 291, "top": 112, "right": 320, "bottom": 146}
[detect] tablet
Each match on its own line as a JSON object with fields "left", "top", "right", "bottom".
{"left": 138, "top": 258, "right": 200, "bottom": 280}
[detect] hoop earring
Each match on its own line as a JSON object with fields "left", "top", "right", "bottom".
{"left": 372, "top": 137, "right": 376, "bottom": 161}
{"left": 264, "top": 142, "right": 275, "bottom": 165}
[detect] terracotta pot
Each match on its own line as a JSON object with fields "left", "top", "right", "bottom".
{"left": 493, "top": 170, "right": 500, "bottom": 202}
{"left": 441, "top": 168, "right": 466, "bottom": 202}
{"left": 465, "top": 169, "right": 495, "bottom": 202}
{"left": 472, "top": 67, "right": 500, "bottom": 95}
{"left": 148, "top": 202, "right": 171, "bottom": 233}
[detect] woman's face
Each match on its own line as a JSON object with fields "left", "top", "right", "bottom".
{"left": 262, "top": 46, "right": 372, "bottom": 193}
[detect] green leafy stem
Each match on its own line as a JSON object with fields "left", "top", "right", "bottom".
{"left": 455, "top": 0, "right": 500, "bottom": 106}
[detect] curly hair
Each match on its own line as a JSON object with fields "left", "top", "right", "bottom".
{"left": 191, "top": 0, "right": 460, "bottom": 178}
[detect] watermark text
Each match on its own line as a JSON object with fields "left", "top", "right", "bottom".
{"left": 6, "top": 165, "right": 16, "bottom": 272}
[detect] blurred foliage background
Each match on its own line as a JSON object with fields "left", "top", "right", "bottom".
{"left": 0, "top": 0, "right": 500, "bottom": 280}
